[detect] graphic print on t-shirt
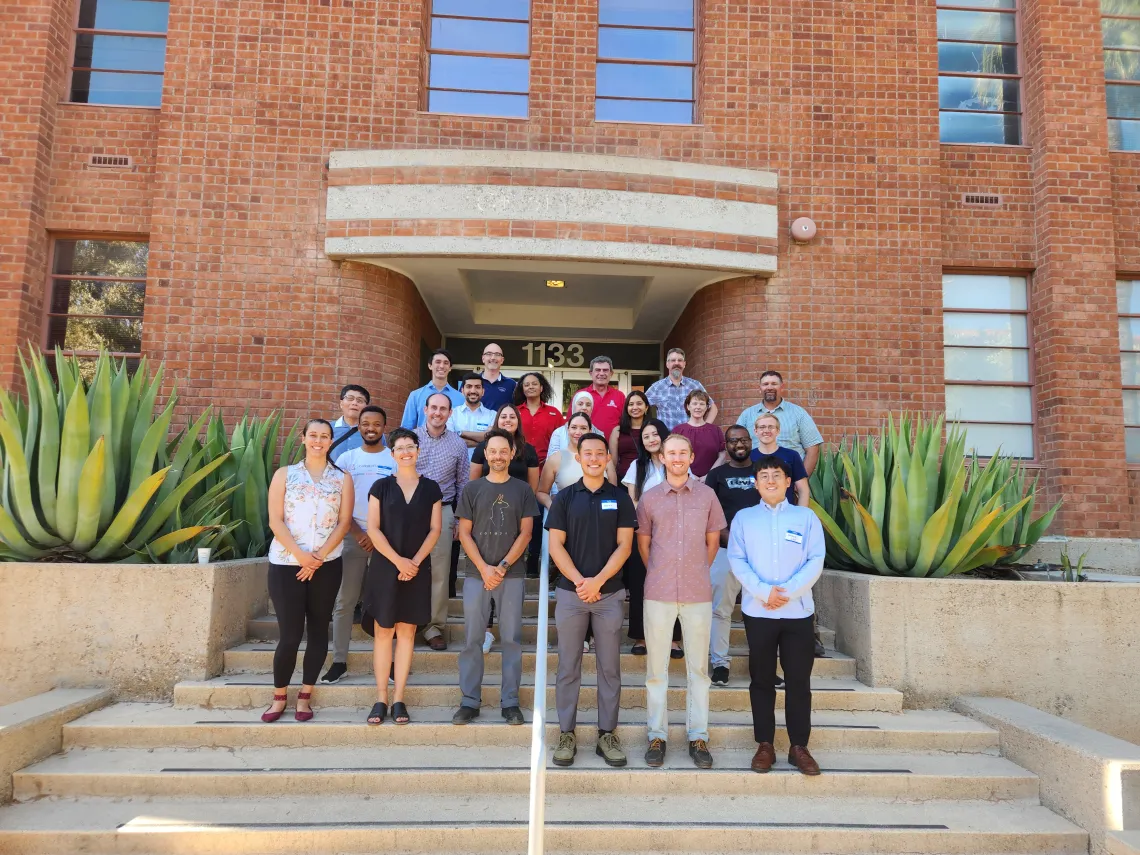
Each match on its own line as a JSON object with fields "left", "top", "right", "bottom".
{"left": 488, "top": 492, "right": 511, "bottom": 532}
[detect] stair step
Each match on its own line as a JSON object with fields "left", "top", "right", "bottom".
{"left": 61, "top": 704, "right": 997, "bottom": 752}
{"left": 0, "top": 794, "right": 1086, "bottom": 854}
{"left": 222, "top": 643, "right": 858, "bottom": 679}
{"left": 172, "top": 675, "right": 902, "bottom": 713}
{"left": 11, "top": 745, "right": 1040, "bottom": 801}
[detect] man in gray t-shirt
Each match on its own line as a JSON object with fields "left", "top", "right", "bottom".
{"left": 453, "top": 430, "right": 539, "bottom": 725}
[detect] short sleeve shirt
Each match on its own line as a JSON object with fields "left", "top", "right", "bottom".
{"left": 704, "top": 463, "right": 761, "bottom": 526}
{"left": 456, "top": 477, "right": 539, "bottom": 578}
{"left": 671, "top": 422, "right": 726, "bottom": 477}
{"left": 471, "top": 440, "right": 539, "bottom": 484}
{"left": 750, "top": 445, "right": 809, "bottom": 505}
{"left": 586, "top": 386, "right": 626, "bottom": 440}
{"left": 645, "top": 376, "right": 712, "bottom": 430}
{"left": 446, "top": 404, "right": 496, "bottom": 460}
{"left": 519, "top": 403, "right": 565, "bottom": 465}
{"left": 736, "top": 399, "right": 823, "bottom": 456}
{"left": 336, "top": 446, "right": 397, "bottom": 526}
{"left": 545, "top": 479, "right": 637, "bottom": 594}
{"left": 636, "top": 478, "right": 726, "bottom": 603}
{"left": 478, "top": 373, "right": 517, "bottom": 412}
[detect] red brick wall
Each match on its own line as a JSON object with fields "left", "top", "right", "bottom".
{"left": 941, "top": 147, "right": 1035, "bottom": 269}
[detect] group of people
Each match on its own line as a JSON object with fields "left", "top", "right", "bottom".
{"left": 263, "top": 344, "right": 829, "bottom": 774}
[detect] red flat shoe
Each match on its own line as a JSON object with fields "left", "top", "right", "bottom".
{"left": 261, "top": 692, "right": 288, "bottom": 723}
{"left": 295, "top": 691, "right": 314, "bottom": 722}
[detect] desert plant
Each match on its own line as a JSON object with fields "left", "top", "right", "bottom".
{"left": 0, "top": 347, "right": 233, "bottom": 562}
{"left": 1059, "top": 547, "right": 1088, "bottom": 583}
{"left": 808, "top": 413, "right": 1061, "bottom": 577}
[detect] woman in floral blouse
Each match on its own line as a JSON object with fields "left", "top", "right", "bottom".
{"left": 263, "top": 418, "right": 354, "bottom": 722}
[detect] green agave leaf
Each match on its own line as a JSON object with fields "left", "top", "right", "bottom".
{"left": 127, "top": 397, "right": 176, "bottom": 498}
{"left": 145, "top": 525, "right": 218, "bottom": 559}
{"left": 809, "top": 498, "right": 871, "bottom": 568}
{"left": 127, "top": 452, "right": 231, "bottom": 549}
{"left": 55, "top": 383, "right": 90, "bottom": 542}
{"left": 909, "top": 487, "right": 957, "bottom": 577}
{"left": 0, "top": 397, "right": 61, "bottom": 546}
{"left": 87, "top": 467, "right": 171, "bottom": 561}
{"left": 844, "top": 488, "right": 895, "bottom": 576}
{"left": 88, "top": 356, "right": 117, "bottom": 529}
{"left": 904, "top": 448, "right": 927, "bottom": 566}
{"left": 32, "top": 352, "right": 60, "bottom": 532}
{"left": 869, "top": 450, "right": 886, "bottom": 532}
{"left": 155, "top": 408, "right": 213, "bottom": 508}
{"left": 0, "top": 503, "right": 50, "bottom": 559}
{"left": 887, "top": 463, "right": 909, "bottom": 571}
{"left": 69, "top": 437, "right": 106, "bottom": 552}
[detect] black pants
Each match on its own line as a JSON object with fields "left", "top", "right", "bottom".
{"left": 525, "top": 508, "right": 544, "bottom": 577}
{"left": 623, "top": 547, "right": 681, "bottom": 643}
{"left": 744, "top": 614, "right": 815, "bottom": 747}
{"left": 268, "top": 559, "right": 343, "bottom": 687}
{"left": 448, "top": 539, "right": 461, "bottom": 598}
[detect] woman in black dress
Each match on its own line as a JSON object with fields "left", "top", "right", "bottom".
{"left": 363, "top": 427, "right": 443, "bottom": 725}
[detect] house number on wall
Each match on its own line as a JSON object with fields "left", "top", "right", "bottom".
{"left": 521, "top": 342, "right": 586, "bottom": 367}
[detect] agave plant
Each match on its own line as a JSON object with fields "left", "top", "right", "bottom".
{"left": 0, "top": 347, "right": 235, "bottom": 562}
{"left": 808, "top": 413, "right": 1061, "bottom": 577}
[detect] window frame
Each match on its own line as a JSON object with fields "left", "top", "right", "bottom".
{"left": 42, "top": 233, "right": 150, "bottom": 361}
{"left": 1120, "top": 278, "right": 1140, "bottom": 466}
{"left": 65, "top": 0, "right": 169, "bottom": 110}
{"left": 1102, "top": 3, "right": 1140, "bottom": 150}
{"left": 422, "top": 1, "right": 532, "bottom": 119}
{"left": 936, "top": 0, "right": 1025, "bottom": 147}
{"left": 594, "top": 0, "right": 699, "bottom": 126}
{"left": 942, "top": 268, "right": 1038, "bottom": 463}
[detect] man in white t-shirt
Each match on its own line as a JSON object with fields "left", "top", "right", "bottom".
{"left": 321, "top": 406, "right": 396, "bottom": 684}
{"left": 448, "top": 372, "right": 496, "bottom": 461}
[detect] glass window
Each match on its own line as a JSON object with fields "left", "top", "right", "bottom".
{"left": 943, "top": 274, "right": 1034, "bottom": 458}
{"left": 426, "top": 0, "right": 530, "bottom": 118}
{"left": 69, "top": 0, "right": 168, "bottom": 107}
{"left": 1104, "top": 0, "right": 1140, "bottom": 149}
{"left": 1121, "top": 281, "right": 1140, "bottom": 462}
{"left": 937, "top": 2, "right": 1021, "bottom": 144}
{"left": 596, "top": 0, "right": 695, "bottom": 124}
{"left": 46, "top": 239, "right": 148, "bottom": 358}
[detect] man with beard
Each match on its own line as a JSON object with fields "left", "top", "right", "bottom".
{"left": 322, "top": 406, "right": 396, "bottom": 683}
{"left": 736, "top": 370, "right": 823, "bottom": 476}
{"left": 645, "top": 347, "right": 718, "bottom": 430}
{"left": 448, "top": 372, "right": 496, "bottom": 460}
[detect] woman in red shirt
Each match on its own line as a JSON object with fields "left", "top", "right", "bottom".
{"left": 513, "top": 371, "right": 564, "bottom": 580}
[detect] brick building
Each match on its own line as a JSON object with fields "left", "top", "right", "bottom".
{"left": 1, "top": 0, "right": 1137, "bottom": 538}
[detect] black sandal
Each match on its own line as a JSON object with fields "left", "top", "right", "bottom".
{"left": 367, "top": 702, "right": 387, "bottom": 725}
{"left": 391, "top": 702, "right": 410, "bottom": 725}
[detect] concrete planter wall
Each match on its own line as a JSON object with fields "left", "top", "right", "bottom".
{"left": 0, "top": 559, "right": 268, "bottom": 704}
{"left": 815, "top": 569, "right": 1140, "bottom": 744}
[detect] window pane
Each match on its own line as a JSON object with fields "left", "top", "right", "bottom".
{"left": 1122, "top": 352, "right": 1140, "bottom": 385}
{"left": 945, "top": 346, "right": 1030, "bottom": 382}
{"left": 1107, "top": 82, "right": 1140, "bottom": 117}
{"left": 1119, "top": 280, "right": 1140, "bottom": 313}
{"left": 431, "top": 18, "right": 528, "bottom": 54}
{"left": 428, "top": 54, "right": 528, "bottom": 93}
{"left": 49, "top": 279, "right": 145, "bottom": 317}
{"left": 427, "top": 90, "right": 528, "bottom": 117}
{"left": 596, "top": 62, "right": 693, "bottom": 99}
{"left": 598, "top": 26, "right": 693, "bottom": 61}
{"left": 1103, "top": 0, "right": 1140, "bottom": 14}
{"left": 1108, "top": 118, "right": 1140, "bottom": 149}
{"left": 958, "top": 423, "right": 1035, "bottom": 458}
{"left": 1127, "top": 427, "right": 1140, "bottom": 462}
{"left": 1125, "top": 390, "right": 1140, "bottom": 425}
{"left": 432, "top": 0, "right": 530, "bottom": 19}
{"left": 45, "top": 316, "right": 143, "bottom": 355}
{"left": 595, "top": 98, "right": 694, "bottom": 124}
{"left": 939, "top": 42, "right": 1018, "bottom": 74}
{"left": 74, "top": 34, "right": 166, "bottom": 72}
{"left": 70, "top": 70, "right": 163, "bottom": 106}
{"left": 1121, "top": 318, "right": 1140, "bottom": 351}
{"left": 940, "top": 110, "right": 1021, "bottom": 144}
{"left": 1103, "top": 16, "right": 1140, "bottom": 49}
{"left": 78, "top": 0, "right": 169, "bottom": 33}
{"left": 939, "top": 76, "right": 1020, "bottom": 112}
{"left": 937, "top": 10, "right": 1017, "bottom": 42}
{"left": 945, "top": 0, "right": 1016, "bottom": 7}
{"left": 946, "top": 384, "right": 1032, "bottom": 423}
{"left": 1105, "top": 50, "right": 1140, "bottom": 81}
{"left": 52, "top": 240, "right": 149, "bottom": 278}
{"left": 943, "top": 274, "right": 1027, "bottom": 310}
{"left": 944, "top": 312, "right": 1028, "bottom": 347}
{"left": 598, "top": 0, "right": 693, "bottom": 28}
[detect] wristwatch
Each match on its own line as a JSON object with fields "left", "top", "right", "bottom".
{"left": 499, "top": 559, "right": 510, "bottom": 570}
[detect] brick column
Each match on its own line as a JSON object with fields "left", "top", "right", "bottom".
{"left": 1021, "top": 0, "right": 1130, "bottom": 535}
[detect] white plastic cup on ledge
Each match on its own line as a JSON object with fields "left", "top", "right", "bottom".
{"left": 197, "top": 547, "right": 211, "bottom": 565}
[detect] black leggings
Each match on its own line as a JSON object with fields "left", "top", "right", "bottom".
{"left": 268, "top": 559, "right": 343, "bottom": 687}
{"left": 622, "top": 546, "right": 682, "bottom": 643}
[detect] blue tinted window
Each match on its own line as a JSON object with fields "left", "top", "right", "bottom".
{"left": 939, "top": 76, "right": 1020, "bottom": 112}
{"left": 71, "top": 1, "right": 167, "bottom": 106}
{"left": 77, "top": 0, "right": 170, "bottom": 34}
{"left": 598, "top": 27, "right": 693, "bottom": 62}
{"left": 1103, "top": 2, "right": 1140, "bottom": 148}
{"left": 939, "top": 111, "right": 1020, "bottom": 145}
{"left": 428, "top": 91, "right": 528, "bottom": 118}
{"left": 1109, "top": 118, "right": 1140, "bottom": 150}
{"left": 595, "top": 98, "right": 693, "bottom": 124}
{"left": 598, "top": 0, "right": 692, "bottom": 28}
{"left": 938, "top": 42, "right": 1017, "bottom": 75}
{"left": 74, "top": 34, "right": 166, "bottom": 72}
{"left": 432, "top": 0, "right": 529, "bottom": 19}
{"left": 431, "top": 18, "right": 528, "bottom": 54}
{"left": 429, "top": 55, "right": 529, "bottom": 94}
{"left": 596, "top": 63, "right": 692, "bottom": 100}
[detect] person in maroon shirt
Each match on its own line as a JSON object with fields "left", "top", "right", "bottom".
{"left": 608, "top": 390, "right": 649, "bottom": 482}
{"left": 585, "top": 355, "right": 626, "bottom": 440}
{"left": 672, "top": 390, "right": 726, "bottom": 478}
{"left": 513, "top": 371, "right": 564, "bottom": 579}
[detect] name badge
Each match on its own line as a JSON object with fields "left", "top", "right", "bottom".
{"left": 785, "top": 530, "right": 803, "bottom": 544}
{"left": 601, "top": 500, "right": 619, "bottom": 511}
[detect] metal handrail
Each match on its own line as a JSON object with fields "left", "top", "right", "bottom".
{"left": 527, "top": 527, "right": 551, "bottom": 855}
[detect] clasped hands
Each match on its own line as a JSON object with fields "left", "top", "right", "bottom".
{"left": 295, "top": 551, "right": 323, "bottom": 580}
{"left": 763, "top": 585, "right": 790, "bottom": 611}
{"left": 575, "top": 575, "right": 605, "bottom": 603}
{"left": 481, "top": 562, "right": 507, "bottom": 591}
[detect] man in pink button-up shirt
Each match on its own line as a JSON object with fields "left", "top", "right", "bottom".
{"left": 636, "top": 434, "right": 726, "bottom": 770}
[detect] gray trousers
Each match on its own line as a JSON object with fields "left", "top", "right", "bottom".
{"left": 459, "top": 575, "right": 524, "bottom": 710}
{"left": 555, "top": 586, "right": 625, "bottom": 733}
{"left": 330, "top": 535, "right": 369, "bottom": 664}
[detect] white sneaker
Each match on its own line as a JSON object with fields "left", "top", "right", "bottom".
{"left": 583, "top": 640, "right": 590, "bottom": 653}
{"left": 483, "top": 631, "right": 494, "bottom": 654}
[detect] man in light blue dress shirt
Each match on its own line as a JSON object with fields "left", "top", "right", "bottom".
{"left": 728, "top": 453, "right": 825, "bottom": 776}
{"left": 400, "top": 349, "right": 465, "bottom": 429}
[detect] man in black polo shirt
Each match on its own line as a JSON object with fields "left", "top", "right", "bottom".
{"left": 546, "top": 431, "right": 636, "bottom": 768}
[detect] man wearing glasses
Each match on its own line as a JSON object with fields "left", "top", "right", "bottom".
{"left": 476, "top": 343, "right": 516, "bottom": 412}
{"left": 748, "top": 414, "right": 810, "bottom": 508}
{"left": 332, "top": 384, "right": 371, "bottom": 462}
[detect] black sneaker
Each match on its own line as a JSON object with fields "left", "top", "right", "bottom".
{"left": 711, "top": 666, "right": 730, "bottom": 686}
{"left": 451, "top": 705, "right": 480, "bottom": 725}
{"left": 320, "top": 662, "right": 347, "bottom": 683}
{"left": 645, "top": 738, "right": 666, "bottom": 767}
{"left": 815, "top": 637, "right": 827, "bottom": 658}
{"left": 689, "top": 739, "right": 713, "bottom": 769}
{"left": 502, "top": 706, "right": 524, "bottom": 725}
{"left": 775, "top": 674, "right": 785, "bottom": 689}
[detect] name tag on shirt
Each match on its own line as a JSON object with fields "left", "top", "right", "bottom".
{"left": 785, "top": 530, "right": 803, "bottom": 544}
{"left": 601, "top": 500, "right": 619, "bottom": 511}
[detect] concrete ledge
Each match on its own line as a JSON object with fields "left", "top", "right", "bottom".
{"left": 1019, "top": 537, "right": 1140, "bottom": 576}
{"left": 0, "top": 559, "right": 268, "bottom": 703}
{"left": 1109, "top": 830, "right": 1140, "bottom": 855}
{"left": 955, "top": 697, "right": 1140, "bottom": 855}
{"left": 0, "top": 688, "right": 111, "bottom": 803}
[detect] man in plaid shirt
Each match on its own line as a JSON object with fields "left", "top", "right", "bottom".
{"left": 646, "top": 348, "right": 718, "bottom": 430}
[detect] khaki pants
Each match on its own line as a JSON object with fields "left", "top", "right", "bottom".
{"left": 422, "top": 503, "right": 455, "bottom": 642}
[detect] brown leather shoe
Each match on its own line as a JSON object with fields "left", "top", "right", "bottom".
{"left": 750, "top": 742, "right": 776, "bottom": 773}
{"left": 789, "top": 745, "right": 821, "bottom": 776}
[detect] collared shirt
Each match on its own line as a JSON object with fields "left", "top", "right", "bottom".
{"left": 727, "top": 500, "right": 825, "bottom": 620}
{"left": 749, "top": 445, "right": 809, "bottom": 505}
{"left": 336, "top": 446, "right": 397, "bottom": 527}
{"left": 545, "top": 478, "right": 637, "bottom": 595}
{"left": 331, "top": 417, "right": 364, "bottom": 462}
{"left": 518, "top": 402, "right": 564, "bottom": 465}
{"left": 446, "top": 403, "right": 496, "bottom": 460}
{"left": 636, "top": 477, "right": 726, "bottom": 603}
{"left": 400, "top": 382, "right": 466, "bottom": 430}
{"left": 586, "top": 385, "right": 626, "bottom": 440}
{"left": 476, "top": 372, "right": 517, "bottom": 412}
{"left": 645, "top": 375, "right": 713, "bottom": 430}
{"left": 736, "top": 399, "right": 824, "bottom": 457}
{"left": 414, "top": 425, "right": 469, "bottom": 504}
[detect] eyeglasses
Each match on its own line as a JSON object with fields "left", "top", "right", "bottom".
{"left": 483, "top": 352, "right": 503, "bottom": 358}
{"left": 756, "top": 426, "right": 778, "bottom": 432}
{"left": 343, "top": 395, "right": 368, "bottom": 404}
{"left": 725, "top": 437, "right": 751, "bottom": 445}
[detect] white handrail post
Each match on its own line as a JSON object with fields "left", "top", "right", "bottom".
{"left": 527, "top": 528, "right": 551, "bottom": 855}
